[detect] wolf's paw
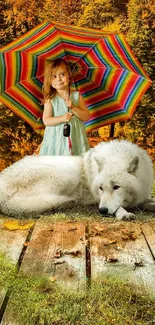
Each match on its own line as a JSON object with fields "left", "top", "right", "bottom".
{"left": 122, "top": 212, "right": 136, "bottom": 221}
{"left": 115, "top": 207, "right": 136, "bottom": 221}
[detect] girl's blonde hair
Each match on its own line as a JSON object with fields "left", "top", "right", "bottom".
{"left": 42, "top": 58, "right": 72, "bottom": 101}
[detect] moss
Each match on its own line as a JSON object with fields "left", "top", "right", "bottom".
{"left": 0, "top": 253, "right": 17, "bottom": 290}
{"left": 8, "top": 274, "right": 155, "bottom": 325}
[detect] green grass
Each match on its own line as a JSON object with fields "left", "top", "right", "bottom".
{"left": 40, "top": 203, "right": 101, "bottom": 223}
{"left": 41, "top": 205, "right": 155, "bottom": 224}
{"left": 1, "top": 254, "right": 155, "bottom": 325}
{"left": 0, "top": 253, "right": 17, "bottom": 290}
{"left": 7, "top": 273, "right": 155, "bottom": 325}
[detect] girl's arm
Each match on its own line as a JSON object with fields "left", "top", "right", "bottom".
{"left": 42, "top": 99, "right": 72, "bottom": 126}
{"left": 65, "top": 94, "right": 90, "bottom": 122}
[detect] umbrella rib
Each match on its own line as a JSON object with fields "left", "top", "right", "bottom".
{"left": 71, "top": 38, "right": 105, "bottom": 70}
{"left": 56, "top": 27, "right": 69, "bottom": 63}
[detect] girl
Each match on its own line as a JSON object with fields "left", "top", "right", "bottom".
{"left": 39, "top": 58, "right": 90, "bottom": 156}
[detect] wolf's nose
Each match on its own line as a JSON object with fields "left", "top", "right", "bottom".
{"left": 99, "top": 207, "right": 108, "bottom": 215}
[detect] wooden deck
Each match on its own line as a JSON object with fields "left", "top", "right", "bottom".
{"left": 0, "top": 217, "right": 155, "bottom": 324}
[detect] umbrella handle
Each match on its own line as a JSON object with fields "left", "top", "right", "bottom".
{"left": 63, "top": 123, "right": 70, "bottom": 137}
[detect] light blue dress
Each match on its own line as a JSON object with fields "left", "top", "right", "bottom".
{"left": 39, "top": 91, "right": 90, "bottom": 156}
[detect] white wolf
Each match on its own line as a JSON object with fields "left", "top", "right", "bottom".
{"left": 0, "top": 140, "right": 154, "bottom": 220}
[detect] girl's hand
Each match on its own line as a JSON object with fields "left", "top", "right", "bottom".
{"left": 63, "top": 112, "right": 73, "bottom": 123}
{"left": 65, "top": 98, "right": 72, "bottom": 108}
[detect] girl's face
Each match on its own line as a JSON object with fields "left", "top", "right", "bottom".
{"left": 51, "top": 63, "right": 70, "bottom": 92}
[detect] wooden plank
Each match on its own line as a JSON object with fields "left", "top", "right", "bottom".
{"left": 141, "top": 224, "right": 155, "bottom": 259}
{"left": 150, "top": 220, "right": 155, "bottom": 234}
{"left": 19, "top": 220, "right": 86, "bottom": 289}
{"left": 1, "top": 220, "right": 155, "bottom": 325}
{"left": 0, "top": 219, "right": 30, "bottom": 262}
{"left": 1, "top": 221, "right": 86, "bottom": 325}
{"left": 0, "top": 218, "right": 30, "bottom": 310}
{"left": 90, "top": 221, "right": 155, "bottom": 297}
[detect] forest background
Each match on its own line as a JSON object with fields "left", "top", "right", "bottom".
{"left": 0, "top": 0, "right": 155, "bottom": 171}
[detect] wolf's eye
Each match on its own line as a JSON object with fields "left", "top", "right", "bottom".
{"left": 113, "top": 185, "right": 120, "bottom": 190}
{"left": 99, "top": 186, "right": 103, "bottom": 191}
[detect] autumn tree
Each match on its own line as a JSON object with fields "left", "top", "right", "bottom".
{"left": 78, "top": 0, "right": 127, "bottom": 29}
{"left": 124, "top": 0, "right": 155, "bottom": 151}
{"left": 39, "top": 0, "right": 82, "bottom": 25}
{"left": 0, "top": 0, "right": 8, "bottom": 45}
{"left": 1, "top": 0, "right": 82, "bottom": 44}
{"left": 126, "top": 0, "right": 155, "bottom": 108}
{"left": 0, "top": 104, "right": 42, "bottom": 170}
{"left": 1, "top": 0, "right": 44, "bottom": 42}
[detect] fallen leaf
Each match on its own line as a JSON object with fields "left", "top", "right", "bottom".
{"left": 55, "top": 249, "right": 62, "bottom": 258}
{"left": 108, "top": 240, "right": 117, "bottom": 244}
{"left": 104, "top": 239, "right": 117, "bottom": 246}
{"left": 121, "top": 229, "right": 130, "bottom": 234}
{"left": 90, "top": 231, "right": 100, "bottom": 237}
{"left": 122, "top": 232, "right": 137, "bottom": 241}
{"left": 68, "top": 227, "right": 77, "bottom": 232}
{"left": 107, "top": 256, "right": 118, "bottom": 263}
{"left": 129, "top": 233, "right": 137, "bottom": 240}
{"left": 47, "top": 228, "right": 54, "bottom": 232}
{"left": 64, "top": 250, "right": 82, "bottom": 258}
{"left": 94, "top": 226, "right": 107, "bottom": 232}
{"left": 3, "top": 220, "right": 35, "bottom": 231}
{"left": 133, "top": 260, "right": 144, "bottom": 270}
{"left": 49, "top": 276, "right": 57, "bottom": 282}
{"left": 88, "top": 229, "right": 104, "bottom": 237}
{"left": 122, "top": 236, "right": 129, "bottom": 241}
{"left": 23, "top": 241, "right": 29, "bottom": 247}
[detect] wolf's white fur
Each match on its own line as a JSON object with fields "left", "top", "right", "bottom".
{"left": 0, "top": 140, "right": 154, "bottom": 220}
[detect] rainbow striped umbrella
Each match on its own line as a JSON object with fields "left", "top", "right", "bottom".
{"left": 0, "top": 21, "right": 152, "bottom": 131}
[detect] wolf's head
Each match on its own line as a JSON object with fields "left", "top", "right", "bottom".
{"left": 83, "top": 140, "right": 154, "bottom": 216}
{"left": 84, "top": 150, "right": 141, "bottom": 215}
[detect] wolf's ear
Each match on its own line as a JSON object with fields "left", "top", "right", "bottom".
{"left": 128, "top": 156, "right": 139, "bottom": 173}
{"left": 93, "top": 157, "right": 104, "bottom": 173}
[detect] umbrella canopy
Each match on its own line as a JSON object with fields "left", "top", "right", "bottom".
{"left": 0, "top": 21, "right": 152, "bottom": 131}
